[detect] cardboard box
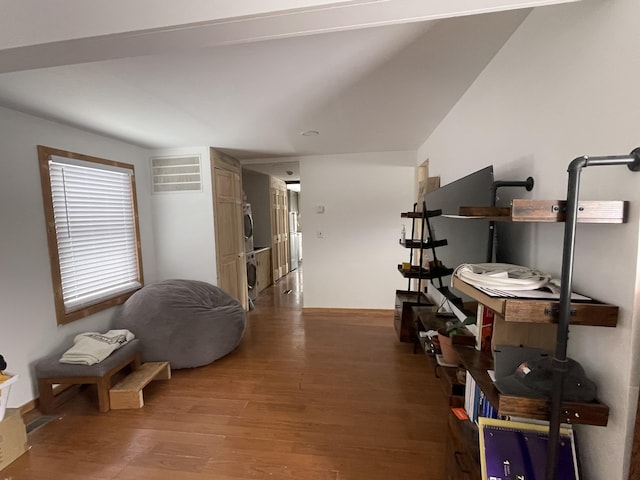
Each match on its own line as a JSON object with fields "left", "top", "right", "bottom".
{"left": 0, "top": 408, "right": 28, "bottom": 471}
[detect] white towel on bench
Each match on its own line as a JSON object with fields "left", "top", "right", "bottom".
{"left": 60, "top": 329, "right": 135, "bottom": 366}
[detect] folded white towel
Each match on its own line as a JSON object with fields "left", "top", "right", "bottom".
{"left": 59, "top": 329, "right": 135, "bottom": 366}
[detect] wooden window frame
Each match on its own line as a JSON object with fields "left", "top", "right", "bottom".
{"left": 38, "top": 145, "right": 144, "bottom": 325}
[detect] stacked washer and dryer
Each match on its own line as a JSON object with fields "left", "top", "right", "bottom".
{"left": 243, "top": 203, "right": 258, "bottom": 300}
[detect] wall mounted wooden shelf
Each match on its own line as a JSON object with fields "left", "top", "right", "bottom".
{"left": 454, "top": 345, "right": 609, "bottom": 426}
{"left": 458, "top": 199, "right": 627, "bottom": 223}
{"left": 398, "top": 264, "right": 454, "bottom": 280}
{"left": 451, "top": 276, "right": 618, "bottom": 327}
{"left": 401, "top": 209, "right": 442, "bottom": 219}
{"left": 399, "top": 238, "right": 448, "bottom": 249}
{"left": 415, "top": 308, "right": 475, "bottom": 347}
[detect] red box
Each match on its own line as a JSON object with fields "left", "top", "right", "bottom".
{"left": 476, "top": 305, "right": 494, "bottom": 352}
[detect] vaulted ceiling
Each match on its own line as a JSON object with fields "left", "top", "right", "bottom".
{"left": 0, "top": 1, "right": 580, "bottom": 167}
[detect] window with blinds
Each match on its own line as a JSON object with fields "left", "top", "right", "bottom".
{"left": 38, "top": 146, "right": 143, "bottom": 325}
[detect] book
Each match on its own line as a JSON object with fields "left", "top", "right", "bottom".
{"left": 478, "top": 417, "right": 580, "bottom": 480}
{"left": 451, "top": 407, "right": 469, "bottom": 420}
{"left": 464, "top": 371, "right": 475, "bottom": 418}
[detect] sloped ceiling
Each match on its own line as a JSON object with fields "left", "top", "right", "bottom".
{"left": 0, "top": 0, "right": 579, "bottom": 166}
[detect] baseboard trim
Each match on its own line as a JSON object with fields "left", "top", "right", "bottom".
{"left": 20, "top": 399, "right": 37, "bottom": 415}
{"left": 19, "top": 383, "right": 77, "bottom": 415}
{"left": 302, "top": 308, "right": 393, "bottom": 316}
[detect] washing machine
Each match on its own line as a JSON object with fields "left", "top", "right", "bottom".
{"left": 246, "top": 250, "right": 258, "bottom": 300}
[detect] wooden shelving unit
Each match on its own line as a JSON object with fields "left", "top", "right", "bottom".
{"left": 395, "top": 202, "right": 453, "bottom": 342}
{"left": 447, "top": 278, "right": 614, "bottom": 427}
{"left": 453, "top": 344, "right": 609, "bottom": 426}
{"left": 451, "top": 276, "right": 618, "bottom": 327}
{"left": 443, "top": 153, "right": 639, "bottom": 480}
{"left": 398, "top": 204, "right": 452, "bottom": 286}
{"left": 414, "top": 171, "right": 634, "bottom": 479}
{"left": 458, "top": 199, "right": 627, "bottom": 223}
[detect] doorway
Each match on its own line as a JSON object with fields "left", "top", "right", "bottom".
{"left": 287, "top": 182, "right": 302, "bottom": 272}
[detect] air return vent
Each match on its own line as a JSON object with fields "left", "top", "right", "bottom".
{"left": 151, "top": 155, "right": 201, "bottom": 193}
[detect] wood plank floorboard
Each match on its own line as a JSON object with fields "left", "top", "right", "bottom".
{"left": 6, "top": 266, "right": 450, "bottom": 479}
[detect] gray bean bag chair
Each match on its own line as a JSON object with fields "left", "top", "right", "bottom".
{"left": 114, "top": 279, "right": 246, "bottom": 369}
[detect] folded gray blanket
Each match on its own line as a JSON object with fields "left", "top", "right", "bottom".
{"left": 59, "top": 329, "right": 135, "bottom": 366}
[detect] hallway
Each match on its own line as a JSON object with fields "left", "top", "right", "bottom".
{"left": 7, "top": 271, "right": 449, "bottom": 479}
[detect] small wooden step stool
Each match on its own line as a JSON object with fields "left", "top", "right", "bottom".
{"left": 109, "top": 361, "right": 171, "bottom": 409}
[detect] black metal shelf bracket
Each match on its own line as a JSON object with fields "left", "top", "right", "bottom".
{"left": 546, "top": 147, "right": 640, "bottom": 480}
{"left": 487, "top": 176, "right": 535, "bottom": 262}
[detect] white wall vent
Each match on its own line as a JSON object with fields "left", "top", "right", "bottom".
{"left": 151, "top": 155, "right": 201, "bottom": 193}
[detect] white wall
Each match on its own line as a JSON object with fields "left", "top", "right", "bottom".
{"left": 300, "top": 151, "right": 415, "bottom": 309}
{"left": 418, "top": 0, "right": 640, "bottom": 477}
{"left": 0, "top": 106, "right": 156, "bottom": 407}
{"left": 149, "top": 147, "right": 217, "bottom": 284}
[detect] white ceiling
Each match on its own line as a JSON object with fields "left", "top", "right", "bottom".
{"left": 0, "top": 0, "right": 580, "bottom": 178}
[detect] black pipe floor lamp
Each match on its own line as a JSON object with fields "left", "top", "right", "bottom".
{"left": 546, "top": 147, "right": 640, "bottom": 480}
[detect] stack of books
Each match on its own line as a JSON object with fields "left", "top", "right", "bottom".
{"left": 464, "top": 371, "right": 499, "bottom": 424}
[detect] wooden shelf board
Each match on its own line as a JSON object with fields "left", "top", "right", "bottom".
{"left": 401, "top": 209, "right": 443, "bottom": 219}
{"left": 459, "top": 199, "right": 627, "bottom": 223}
{"left": 398, "top": 265, "right": 454, "bottom": 279}
{"left": 452, "top": 277, "right": 506, "bottom": 315}
{"left": 456, "top": 206, "right": 511, "bottom": 221}
{"left": 454, "top": 345, "right": 609, "bottom": 426}
{"left": 399, "top": 238, "right": 448, "bottom": 249}
{"left": 451, "top": 276, "right": 618, "bottom": 327}
{"left": 416, "top": 309, "right": 476, "bottom": 348}
{"left": 511, "top": 199, "right": 627, "bottom": 223}
{"left": 396, "top": 290, "right": 430, "bottom": 305}
{"left": 398, "top": 264, "right": 428, "bottom": 278}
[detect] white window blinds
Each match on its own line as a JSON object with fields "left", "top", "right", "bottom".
{"left": 48, "top": 155, "right": 141, "bottom": 313}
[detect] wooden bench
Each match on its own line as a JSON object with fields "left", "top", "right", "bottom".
{"left": 34, "top": 339, "right": 141, "bottom": 413}
{"left": 109, "top": 361, "right": 171, "bottom": 409}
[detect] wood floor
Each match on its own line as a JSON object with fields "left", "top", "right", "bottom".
{"left": 6, "top": 268, "right": 449, "bottom": 479}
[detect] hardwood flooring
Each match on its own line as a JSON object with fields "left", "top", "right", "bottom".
{"left": 6, "top": 267, "right": 449, "bottom": 479}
